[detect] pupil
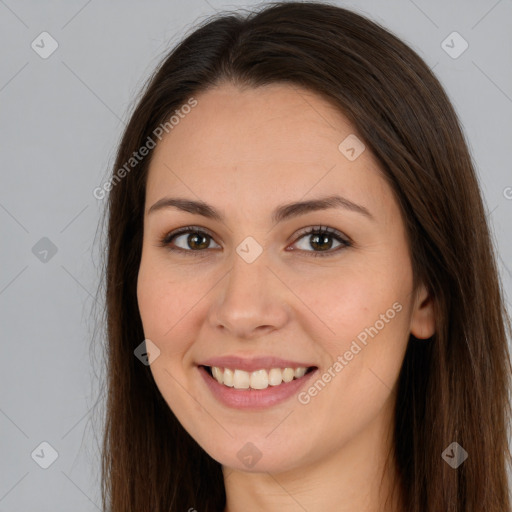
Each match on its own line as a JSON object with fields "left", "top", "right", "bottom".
{"left": 311, "top": 234, "right": 332, "bottom": 251}
{"left": 189, "top": 233, "right": 209, "bottom": 250}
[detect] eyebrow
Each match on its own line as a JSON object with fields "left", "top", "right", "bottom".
{"left": 147, "top": 194, "right": 374, "bottom": 223}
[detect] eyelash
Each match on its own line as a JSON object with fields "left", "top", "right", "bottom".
{"left": 158, "top": 225, "right": 352, "bottom": 258}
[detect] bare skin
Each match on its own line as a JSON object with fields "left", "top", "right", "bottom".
{"left": 136, "top": 82, "right": 436, "bottom": 511}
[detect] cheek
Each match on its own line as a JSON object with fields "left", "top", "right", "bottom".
{"left": 136, "top": 262, "right": 200, "bottom": 407}
{"left": 290, "top": 261, "right": 411, "bottom": 407}
{"left": 136, "top": 258, "right": 193, "bottom": 348}
{"left": 288, "top": 261, "right": 406, "bottom": 343}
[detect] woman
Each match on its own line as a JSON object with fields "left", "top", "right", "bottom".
{"left": 97, "top": 2, "right": 512, "bottom": 510}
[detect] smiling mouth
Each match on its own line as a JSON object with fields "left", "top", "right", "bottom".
{"left": 201, "top": 365, "right": 317, "bottom": 390}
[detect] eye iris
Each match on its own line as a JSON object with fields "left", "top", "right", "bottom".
{"left": 310, "top": 233, "right": 333, "bottom": 251}
{"left": 188, "top": 233, "right": 209, "bottom": 250}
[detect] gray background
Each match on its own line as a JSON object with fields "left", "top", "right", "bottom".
{"left": 1, "top": 0, "right": 511, "bottom": 510}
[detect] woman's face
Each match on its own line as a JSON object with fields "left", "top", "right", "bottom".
{"left": 137, "top": 83, "right": 434, "bottom": 473}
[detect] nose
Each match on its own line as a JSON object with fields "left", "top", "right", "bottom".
{"left": 208, "top": 250, "right": 290, "bottom": 340}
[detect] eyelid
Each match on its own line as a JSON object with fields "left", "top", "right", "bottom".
{"left": 161, "top": 225, "right": 216, "bottom": 245}
{"left": 292, "top": 225, "right": 351, "bottom": 244}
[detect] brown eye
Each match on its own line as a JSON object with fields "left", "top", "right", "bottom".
{"left": 160, "top": 226, "right": 221, "bottom": 255}
{"left": 291, "top": 226, "right": 351, "bottom": 257}
{"left": 179, "top": 232, "right": 211, "bottom": 250}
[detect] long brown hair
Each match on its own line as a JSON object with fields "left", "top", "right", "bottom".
{"left": 94, "top": 2, "right": 512, "bottom": 510}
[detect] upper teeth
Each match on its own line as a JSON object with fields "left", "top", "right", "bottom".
{"left": 210, "top": 366, "right": 308, "bottom": 390}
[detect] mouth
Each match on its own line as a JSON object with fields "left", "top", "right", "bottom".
{"left": 200, "top": 364, "right": 317, "bottom": 391}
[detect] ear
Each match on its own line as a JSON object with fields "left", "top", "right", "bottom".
{"left": 410, "top": 283, "right": 436, "bottom": 339}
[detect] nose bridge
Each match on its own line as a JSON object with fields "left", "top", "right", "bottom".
{"left": 209, "top": 244, "right": 289, "bottom": 338}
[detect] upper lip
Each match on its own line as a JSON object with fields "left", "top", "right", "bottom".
{"left": 199, "top": 356, "right": 317, "bottom": 372}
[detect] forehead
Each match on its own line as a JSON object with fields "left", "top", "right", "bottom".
{"left": 151, "top": 82, "right": 365, "bottom": 165}
{"left": 145, "top": 83, "right": 389, "bottom": 219}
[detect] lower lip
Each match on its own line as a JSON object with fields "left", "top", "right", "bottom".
{"left": 198, "top": 366, "right": 318, "bottom": 410}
